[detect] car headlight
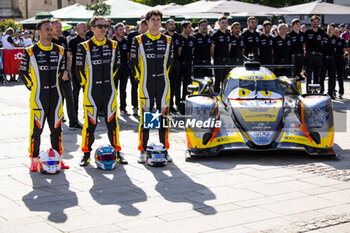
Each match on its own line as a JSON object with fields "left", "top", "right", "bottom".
{"left": 307, "top": 107, "right": 327, "bottom": 128}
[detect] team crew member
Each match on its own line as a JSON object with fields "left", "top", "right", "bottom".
{"left": 288, "top": 19, "right": 305, "bottom": 79}
{"left": 211, "top": 16, "right": 231, "bottom": 93}
{"left": 305, "top": 15, "right": 325, "bottom": 92}
{"left": 242, "top": 16, "right": 260, "bottom": 60}
{"left": 76, "top": 16, "right": 127, "bottom": 166}
{"left": 334, "top": 27, "right": 348, "bottom": 99}
{"left": 165, "top": 19, "right": 182, "bottom": 112}
{"left": 259, "top": 21, "right": 274, "bottom": 65}
{"left": 127, "top": 19, "right": 148, "bottom": 116}
{"left": 68, "top": 23, "right": 87, "bottom": 117}
{"left": 193, "top": 19, "right": 212, "bottom": 78}
{"left": 51, "top": 19, "right": 82, "bottom": 129}
{"left": 19, "top": 19, "right": 69, "bottom": 172}
{"left": 180, "top": 21, "right": 196, "bottom": 101}
{"left": 112, "top": 23, "right": 130, "bottom": 116}
{"left": 230, "top": 22, "right": 244, "bottom": 65}
{"left": 320, "top": 23, "right": 337, "bottom": 98}
{"left": 130, "top": 10, "right": 174, "bottom": 164}
{"left": 273, "top": 24, "right": 292, "bottom": 76}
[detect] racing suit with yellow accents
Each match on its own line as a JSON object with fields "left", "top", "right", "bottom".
{"left": 19, "top": 42, "right": 65, "bottom": 157}
{"left": 130, "top": 32, "right": 174, "bottom": 151}
{"left": 76, "top": 37, "right": 121, "bottom": 153}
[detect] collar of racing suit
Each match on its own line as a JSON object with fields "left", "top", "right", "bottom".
{"left": 145, "top": 31, "right": 161, "bottom": 41}
{"left": 37, "top": 41, "right": 53, "bottom": 51}
{"left": 91, "top": 36, "right": 107, "bottom": 46}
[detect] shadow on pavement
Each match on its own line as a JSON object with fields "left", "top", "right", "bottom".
{"left": 22, "top": 171, "right": 78, "bottom": 223}
{"left": 84, "top": 165, "right": 147, "bottom": 216}
{"left": 145, "top": 162, "right": 217, "bottom": 215}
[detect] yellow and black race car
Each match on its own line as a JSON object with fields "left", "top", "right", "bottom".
{"left": 185, "top": 61, "right": 335, "bottom": 159}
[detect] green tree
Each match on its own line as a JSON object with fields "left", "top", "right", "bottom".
{"left": 0, "top": 19, "right": 23, "bottom": 33}
{"left": 86, "top": 2, "right": 111, "bottom": 16}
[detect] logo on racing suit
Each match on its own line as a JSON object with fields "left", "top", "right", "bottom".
{"left": 144, "top": 111, "right": 161, "bottom": 129}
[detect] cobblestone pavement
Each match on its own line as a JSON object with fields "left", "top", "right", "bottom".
{"left": 0, "top": 80, "right": 350, "bottom": 233}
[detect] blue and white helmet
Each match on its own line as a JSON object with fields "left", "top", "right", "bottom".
{"left": 146, "top": 143, "right": 167, "bottom": 167}
{"left": 94, "top": 145, "right": 117, "bottom": 170}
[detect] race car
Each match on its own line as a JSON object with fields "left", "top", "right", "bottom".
{"left": 184, "top": 61, "right": 336, "bottom": 159}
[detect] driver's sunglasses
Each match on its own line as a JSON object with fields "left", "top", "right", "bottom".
{"left": 94, "top": 24, "right": 109, "bottom": 29}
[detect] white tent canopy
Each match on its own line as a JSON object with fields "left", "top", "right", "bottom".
{"left": 164, "top": 0, "right": 288, "bottom": 17}
{"left": 280, "top": 0, "right": 350, "bottom": 15}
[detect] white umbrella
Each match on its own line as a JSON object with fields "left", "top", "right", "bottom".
{"left": 280, "top": 0, "right": 350, "bottom": 15}
{"left": 165, "top": 0, "right": 288, "bottom": 17}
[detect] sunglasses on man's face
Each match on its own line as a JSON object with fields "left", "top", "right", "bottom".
{"left": 94, "top": 24, "right": 109, "bottom": 29}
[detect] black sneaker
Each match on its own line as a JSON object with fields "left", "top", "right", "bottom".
{"left": 69, "top": 122, "right": 83, "bottom": 129}
{"left": 79, "top": 153, "right": 90, "bottom": 166}
{"left": 117, "top": 152, "right": 128, "bottom": 164}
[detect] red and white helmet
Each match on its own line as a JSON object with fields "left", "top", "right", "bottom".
{"left": 38, "top": 148, "right": 61, "bottom": 174}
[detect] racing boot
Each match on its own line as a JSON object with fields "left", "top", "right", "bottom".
{"left": 165, "top": 151, "right": 173, "bottom": 163}
{"left": 29, "top": 157, "right": 39, "bottom": 172}
{"left": 137, "top": 151, "right": 146, "bottom": 164}
{"left": 117, "top": 151, "right": 128, "bottom": 164}
{"left": 60, "top": 159, "right": 70, "bottom": 169}
{"left": 79, "top": 152, "right": 90, "bottom": 167}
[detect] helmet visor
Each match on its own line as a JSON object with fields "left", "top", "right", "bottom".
{"left": 43, "top": 161, "right": 60, "bottom": 165}
{"left": 97, "top": 154, "right": 116, "bottom": 161}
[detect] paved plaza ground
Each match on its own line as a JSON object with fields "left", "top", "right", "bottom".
{"left": 1, "top": 79, "right": 350, "bottom": 233}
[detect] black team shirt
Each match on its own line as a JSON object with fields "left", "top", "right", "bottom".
{"left": 241, "top": 29, "right": 260, "bottom": 57}
{"left": 193, "top": 32, "right": 211, "bottom": 61}
{"left": 230, "top": 34, "right": 244, "bottom": 59}
{"left": 180, "top": 34, "right": 196, "bottom": 62}
{"left": 335, "top": 37, "right": 347, "bottom": 56}
{"left": 211, "top": 30, "right": 231, "bottom": 58}
{"left": 68, "top": 35, "right": 86, "bottom": 71}
{"left": 273, "top": 35, "right": 291, "bottom": 61}
{"left": 305, "top": 28, "right": 325, "bottom": 53}
{"left": 288, "top": 30, "right": 305, "bottom": 55}
{"left": 259, "top": 33, "right": 273, "bottom": 60}
{"left": 113, "top": 36, "right": 128, "bottom": 64}
{"left": 165, "top": 31, "right": 182, "bottom": 60}
{"left": 322, "top": 34, "right": 337, "bottom": 56}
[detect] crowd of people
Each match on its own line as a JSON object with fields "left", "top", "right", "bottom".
{"left": 1, "top": 10, "right": 350, "bottom": 171}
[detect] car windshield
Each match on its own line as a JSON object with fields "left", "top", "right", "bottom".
{"left": 224, "top": 78, "right": 285, "bottom": 99}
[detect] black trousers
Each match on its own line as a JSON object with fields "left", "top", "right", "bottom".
{"left": 71, "top": 68, "right": 81, "bottom": 117}
{"left": 335, "top": 56, "right": 345, "bottom": 95}
{"left": 60, "top": 78, "right": 78, "bottom": 126}
{"left": 180, "top": 62, "right": 192, "bottom": 101}
{"left": 306, "top": 54, "right": 323, "bottom": 93}
{"left": 214, "top": 58, "right": 230, "bottom": 93}
{"left": 130, "top": 67, "right": 138, "bottom": 109}
{"left": 115, "top": 63, "right": 129, "bottom": 111}
{"left": 193, "top": 60, "right": 212, "bottom": 79}
{"left": 320, "top": 56, "right": 336, "bottom": 95}
{"left": 169, "top": 59, "right": 181, "bottom": 108}
{"left": 292, "top": 54, "right": 304, "bottom": 78}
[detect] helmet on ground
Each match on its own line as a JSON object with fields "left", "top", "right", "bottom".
{"left": 146, "top": 143, "right": 167, "bottom": 167}
{"left": 95, "top": 145, "right": 117, "bottom": 170}
{"left": 38, "top": 148, "right": 61, "bottom": 174}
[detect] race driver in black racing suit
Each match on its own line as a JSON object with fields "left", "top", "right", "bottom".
{"left": 76, "top": 16, "right": 127, "bottom": 166}
{"left": 130, "top": 10, "right": 174, "bottom": 163}
{"left": 19, "top": 19, "right": 69, "bottom": 172}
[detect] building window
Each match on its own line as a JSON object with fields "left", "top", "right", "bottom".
{"left": 67, "top": 0, "right": 76, "bottom": 4}
{"left": 43, "top": 0, "right": 52, "bottom": 5}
